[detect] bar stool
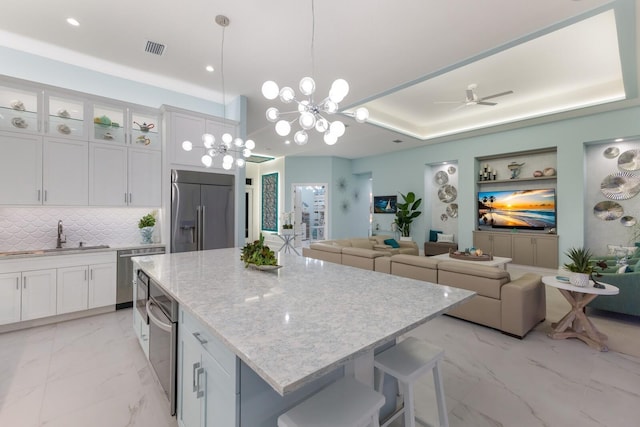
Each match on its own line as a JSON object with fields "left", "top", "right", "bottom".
{"left": 278, "top": 376, "right": 385, "bottom": 427}
{"left": 374, "top": 337, "right": 448, "bottom": 427}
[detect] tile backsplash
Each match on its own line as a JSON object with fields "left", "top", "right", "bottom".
{"left": 0, "top": 207, "right": 162, "bottom": 251}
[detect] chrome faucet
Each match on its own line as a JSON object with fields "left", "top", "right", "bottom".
{"left": 56, "top": 220, "right": 66, "bottom": 248}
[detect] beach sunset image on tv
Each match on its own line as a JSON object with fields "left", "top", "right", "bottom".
{"left": 478, "top": 189, "right": 556, "bottom": 229}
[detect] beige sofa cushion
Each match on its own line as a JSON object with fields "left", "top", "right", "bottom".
{"left": 308, "top": 243, "right": 342, "bottom": 253}
{"left": 391, "top": 254, "right": 439, "bottom": 269}
{"left": 342, "top": 247, "right": 389, "bottom": 259}
{"left": 350, "top": 238, "right": 374, "bottom": 250}
{"left": 437, "top": 261, "right": 509, "bottom": 299}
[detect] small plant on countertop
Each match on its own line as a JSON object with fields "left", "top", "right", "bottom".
{"left": 138, "top": 213, "right": 156, "bottom": 229}
{"left": 240, "top": 233, "right": 278, "bottom": 267}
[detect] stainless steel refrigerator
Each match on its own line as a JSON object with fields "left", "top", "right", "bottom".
{"left": 171, "top": 169, "right": 234, "bottom": 253}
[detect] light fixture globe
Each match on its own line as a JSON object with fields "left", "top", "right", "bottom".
{"left": 330, "top": 120, "right": 346, "bottom": 138}
{"left": 315, "top": 118, "right": 329, "bottom": 133}
{"left": 299, "top": 112, "right": 316, "bottom": 130}
{"left": 245, "top": 139, "right": 256, "bottom": 150}
{"left": 236, "top": 158, "right": 245, "bottom": 167}
{"left": 202, "top": 133, "right": 215, "bottom": 148}
{"left": 201, "top": 155, "right": 213, "bottom": 167}
{"left": 329, "top": 78, "right": 349, "bottom": 103}
{"left": 234, "top": 137, "right": 244, "bottom": 147}
{"left": 222, "top": 162, "right": 232, "bottom": 170}
{"left": 243, "top": 148, "right": 252, "bottom": 157}
{"left": 324, "top": 132, "right": 338, "bottom": 145}
{"left": 222, "top": 133, "right": 233, "bottom": 145}
{"left": 266, "top": 107, "right": 280, "bottom": 122}
{"left": 299, "top": 77, "right": 316, "bottom": 96}
{"left": 294, "top": 130, "right": 308, "bottom": 145}
{"left": 182, "top": 140, "right": 193, "bottom": 151}
{"left": 354, "top": 107, "right": 369, "bottom": 123}
{"left": 324, "top": 100, "right": 338, "bottom": 114}
{"left": 275, "top": 120, "right": 291, "bottom": 136}
{"left": 262, "top": 81, "right": 279, "bottom": 100}
{"left": 223, "top": 154, "right": 234, "bottom": 164}
{"left": 279, "top": 87, "right": 295, "bottom": 103}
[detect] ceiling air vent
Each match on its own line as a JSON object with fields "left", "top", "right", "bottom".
{"left": 144, "top": 40, "right": 166, "bottom": 56}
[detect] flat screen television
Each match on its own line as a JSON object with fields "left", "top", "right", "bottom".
{"left": 478, "top": 189, "right": 556, "bottom": 230}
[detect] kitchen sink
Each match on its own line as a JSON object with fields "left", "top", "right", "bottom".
{"left": 0, "top": 245, "right": 110, "bottom": 257}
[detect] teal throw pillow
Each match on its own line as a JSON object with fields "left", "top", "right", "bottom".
{"left": 429, "top": 230, "right": 442, "bottom": 242}
{"left": 384, "top": 238, "right": 400, "bottom": 248}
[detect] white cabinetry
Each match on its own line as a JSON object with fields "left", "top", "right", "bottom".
{"left": 43, "top": 137, "right": 88, "bottom": 205}
{"left": 167, "top": 110, "right": 238, "bottom": 168}
{"left": 0, "top": 272, "right": 22, "bottom": 324}
{"left": 0, "top": 132, "right": 43, "bottom": 204}
{"left": 57, "top": 261, "right": 116, "bottom": 314}
{"left": 0, "top": 251, "right": 117, "bottom": 326}
{"left": 178, "top": 308, "right": 238, "bottom": 427}
{"left": 89, "top": 143, "right": 161, "bottom": 207}
{"left": 20, "top": 269, "right": 57, "bottom": 321}
{"left": 0, "top": 269, "right": 56, "bottom": 325}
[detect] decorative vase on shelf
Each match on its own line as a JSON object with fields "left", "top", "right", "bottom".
{"left": 569, "top": 272, "right": 589, "bottom": 288}
{"left": 140, "top": 226, "right": 154, "bottom": 244}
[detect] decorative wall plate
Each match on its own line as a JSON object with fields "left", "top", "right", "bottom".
{"left": 600, "top": 172, "right": 640, "bottom": 200}
{"left": 603, "top": 146, "right": 620, "bottom": 159}
{"left": 57, "top": 109, "right": 70, "bottom": 118}
{"left": 438, "top": 185, "right": 457, "bottom": 203}
{"left": 618, "top": 149, "right": 640, "bottom": 171}
{"left": 593, "top": 201, "right": 624, "bottom": 221}
{"left": 434, "top": 171, "right": 449, "bottom": 185}
{"left": 440, "top": 213, "right": 448, "bottom": 221}
{"left": 446, "top": 203, "right": 458, "bottom": 218}
{"left": 447, "top": 166, "right": 456, "bottom": 175}
{"left": 621, "top": 216, "right": 637, "bottom": 227}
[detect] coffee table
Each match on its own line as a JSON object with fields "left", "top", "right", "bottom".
{"left": 431, "top": 253, "right": 512, "bottom": 269}
{"left": 542, "top": 276, "right": 619, "bottom": 351}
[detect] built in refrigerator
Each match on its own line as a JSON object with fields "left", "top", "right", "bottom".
{"left": 171, "top": 170, "right": 235, "bottom": 253}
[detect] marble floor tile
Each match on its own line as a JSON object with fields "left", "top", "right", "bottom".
{"left": 1, "top": 304, "right": 639, "bottom": 427}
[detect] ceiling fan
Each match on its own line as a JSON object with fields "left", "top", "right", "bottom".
{"left": 435, "top": 84, "right": 514, "bottom": 108}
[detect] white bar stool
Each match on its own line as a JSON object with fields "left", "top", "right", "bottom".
{"left": 374, "top": 337, "right": 449, "bottom": 427}
{"left": 278, "top": 376, "right": 385, "bottom": 427}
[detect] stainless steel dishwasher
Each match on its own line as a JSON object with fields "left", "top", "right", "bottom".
{"left": 116, "top": 246, "right": 165, "bottom": 309}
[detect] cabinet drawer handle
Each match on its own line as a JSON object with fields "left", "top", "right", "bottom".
{"left": 16, "top": 277, "right": 19, "bottom": 290}
{"left": 192, "top": 362, "right": 200, "bottom": 393}
{"left": 37, "top": 189, "right": 41, "bottom": 201}
{"left": 196, "top": 366, "right": 205, "bottom": 399}
{"left": 193, "top": 332, "right": 208, "bottom": 345}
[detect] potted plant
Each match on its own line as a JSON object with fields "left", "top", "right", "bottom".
{"left": 138, "top": 212, "right": 156, "bottom": 244}
{"left": 240, "top": 233, "right": 278, "bottom": 267}
{"left": 393, "top": 192, "right": 422, "bottom": 240}
{"left": 281, "top": 211, "right": 294, "bottom": 235}
{"left": 563, "top": 247, "right": 594, "bottom": 287}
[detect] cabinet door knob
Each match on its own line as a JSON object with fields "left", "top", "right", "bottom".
{"left": 193, "top": 332, "right": 208, "bottom": 345}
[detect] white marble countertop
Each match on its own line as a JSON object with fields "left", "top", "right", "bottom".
{"left": 133, "top": 248, "right": 474, "bottom": 395}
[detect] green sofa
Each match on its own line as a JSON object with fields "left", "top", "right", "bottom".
{"left": 587, "top": 258, "right": 640, "bottom": 317}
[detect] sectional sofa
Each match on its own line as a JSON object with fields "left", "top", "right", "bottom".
{"left": 303, "top": 248, "right": 546, "bottom": 338}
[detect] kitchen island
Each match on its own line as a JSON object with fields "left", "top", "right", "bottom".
{"left": 133, "top": 248, "right": 474, "bottom": 426}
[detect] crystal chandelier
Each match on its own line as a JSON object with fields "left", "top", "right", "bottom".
{"left": 261, "top": 0, "right": 368, "bottom": 146}
{"left": 181, "top": 15, "right": 255, "bottom": 169}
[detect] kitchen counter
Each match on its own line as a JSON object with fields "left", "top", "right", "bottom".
{"left": 0, "top": 243, "right": 165, "bottom": 260}
{"left": 133, "top": 248, "right": 474, "bottom": 396}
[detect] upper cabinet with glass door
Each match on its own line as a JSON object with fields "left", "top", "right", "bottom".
{"left": 91, "top": 102, "right": 127, "bottom": 145}
{"left": 45, "top": 93, "right": 87, "bottom": 140}
{"left": 130, "top": 109, "right": 160, "bottom": 151}
{"left": 0, "top": 85, "right": 41, "bottom": 134}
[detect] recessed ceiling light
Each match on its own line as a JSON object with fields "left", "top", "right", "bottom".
{"left": 615, "top": 138, "right": 624, "bottom": 142}
{"left": 285, "top": 140, "right": 291, "bottom": 145}
{"left": 205, "top": 65, "right": 214, "bottom": 73}
{"left": 66, "top": 17, "right": 80, "bottom": 27}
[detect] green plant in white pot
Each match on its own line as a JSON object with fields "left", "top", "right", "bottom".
{"left": 138, "top": 213, "right": 156, "bottom": 244}
{"left": 393, "top": 192, "right": 422, "bottom": 240}
{"left": 563, "top": 247, "right": 593, "bottom": 287}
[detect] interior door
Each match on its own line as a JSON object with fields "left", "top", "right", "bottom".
{"left": 201, "top": 184, "right": 234, "bottom": 250}
{"left": 171, "top": 182, "right": 201, "bottom": 253}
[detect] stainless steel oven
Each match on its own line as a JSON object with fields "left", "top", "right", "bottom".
{"left": 147, "top": 277, "right": 179, "bottom": 416}
{"left": 136, "top": 269, "right": 150, "bottom": 324}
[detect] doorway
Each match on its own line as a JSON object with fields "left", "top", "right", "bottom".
{"left": 292, "top": 183, "right": 328, "bottom": 246}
